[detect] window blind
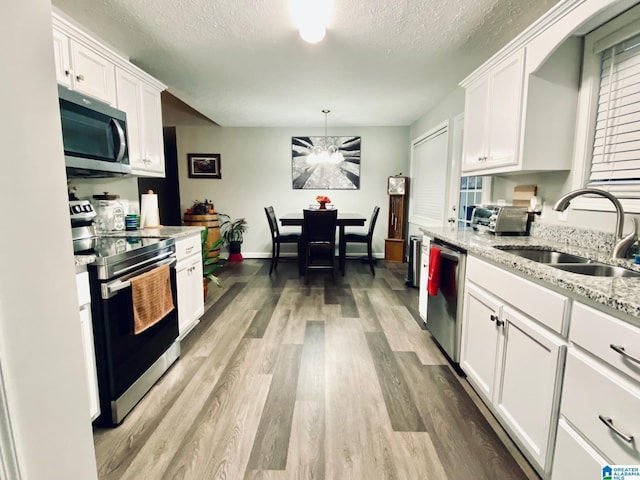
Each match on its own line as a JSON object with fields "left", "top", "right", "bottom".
{"left": 410, "top": 125, "right": 448, "bottom": 225}
{"left": 588, "top": 32, "right": 640, "bottom": 196}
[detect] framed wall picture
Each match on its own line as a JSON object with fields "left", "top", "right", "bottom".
{"left": 187, "top": 153, "right": 221, "bottom": 179}
{"left": 291, "top": 136, "right": 361, "bottom": 189}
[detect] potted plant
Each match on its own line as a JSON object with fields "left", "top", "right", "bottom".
{"left": 201, "top": 228, "right": 224, "bottom": 298}
{"left": 219, "top": 214, "right": 249, "bottom": 262}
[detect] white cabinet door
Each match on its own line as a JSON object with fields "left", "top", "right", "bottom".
{"left": 485, "top": 50, "right": 524, "bottom": 169}
{"left": 52, "top": 28, "right": 72, "bottom": 88}
{"left": 496, "top": 305, "right": 565, "bottom": 473}
{"left": 176, "top": 260, "right": 189, "bottom": 335}
{"left": 115, "top": 68, "right": 165, "bottom": 177}
{"left": 69, "top": 41, "right": 116, "bottom": 105}
{"left": 116, "top": 68, "right": 143, "bottom": 166}
{"left": 175, "top": 235, "right": 204, "bottom": 338}
{"left": 461, "top": 76, "right": 489, "bottom": 171}
{"left": 140, "top": 82, "right": 165, "bottom": 175}
{"left": 116, "top": 68, "right": 165, "bottom": 177}
{"left": 460, "top": 282, "right": 503, "bottom": 402}
{"left": 187, "top": 256, "right": 204, "bottom": 324}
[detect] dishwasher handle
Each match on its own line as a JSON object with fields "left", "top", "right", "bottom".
{"left": 432, "top": 243, "right": 462, "bottom": 263}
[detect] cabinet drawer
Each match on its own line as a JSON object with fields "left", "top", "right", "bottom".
{"left": 561, "top": 350, "right": 640, "bottom": 465}
{"left": 571, "top": 302, "right": 640, "bottom": 384}
{"left": 467, "top": 256, "right": 568, "bottom": 334}
{"left": 175, "top": 234, "right": 201, "bottom": 260}
{"left": 551, "top": 418, "right": 608, "bottom": 480}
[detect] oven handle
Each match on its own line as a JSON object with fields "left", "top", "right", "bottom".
{"left": 112, "top": 250, "right": 174, "bottom": 277}
{"left": 102, "top": 257, "right": 176, "bottom": 299}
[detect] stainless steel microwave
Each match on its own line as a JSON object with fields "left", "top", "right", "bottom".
{"left": 58, "top": 85, "right": 131, "bottom": 177}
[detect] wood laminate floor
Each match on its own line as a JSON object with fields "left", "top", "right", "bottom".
{"left": 93, "top": 259, "right": 540, "bottom": 480}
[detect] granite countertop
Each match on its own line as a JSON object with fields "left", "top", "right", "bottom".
{"left": 420, "top": 225, "right": 640, "bottom": 319}
{"left": 73, "top": 226, "right": 204, "bottom": 267}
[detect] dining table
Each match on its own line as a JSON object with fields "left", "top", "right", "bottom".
{"left": 279, "top": 212, "right": 367, "bottom": 275}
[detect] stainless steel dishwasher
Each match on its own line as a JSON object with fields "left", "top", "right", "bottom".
{"left": 425, "top": 239, "right": 467, "bottom": 364}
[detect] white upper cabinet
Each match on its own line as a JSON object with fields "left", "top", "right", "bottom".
{"left": 461, "top": 27, "right": 582, "bottom": 174}
{"left": 51, "top": 11, "right": 166, "bottom": 177}
{"left": 462, "top": 50, "right": 524, "bottom": 172}
{"left": 116, "top": 68, "right": 166, "bottom": 177}
{"left": 51, "top": 24, "right": 116, "bottom": 105}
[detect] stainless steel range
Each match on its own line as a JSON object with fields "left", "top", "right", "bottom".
{"left": 70, "top": 200, "right": 180, "bottom": 426}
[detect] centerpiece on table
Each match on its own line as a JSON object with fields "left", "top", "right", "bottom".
{"left": 316, "top": 195, "right": 331, "bottom": 209}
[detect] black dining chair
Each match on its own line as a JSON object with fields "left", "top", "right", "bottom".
{"left": 302, "top": 208, "right": 338, "bottom": 284}
{"left": 342, "top": 206, "right": 380, "bottom": 276}
{"left": 265, "top": 206, "right": 301, "bottom": 275}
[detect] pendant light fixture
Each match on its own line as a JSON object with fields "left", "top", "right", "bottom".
{"left": 308, "top": 109, "right": 344, "bottom": 165}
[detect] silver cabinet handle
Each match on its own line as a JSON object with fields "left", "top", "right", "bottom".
{"left": 610, "top": 344, "right": 640, "bottom": 364}
{"left": 598, "top": 415, "right": 634, "bottom": 443}
{"left": 185, "top": 246, "right": 194, "bottom": 254}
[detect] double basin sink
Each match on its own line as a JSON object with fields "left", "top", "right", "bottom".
{"left": 494, "top": 246, "right": 640, "bottom": 278}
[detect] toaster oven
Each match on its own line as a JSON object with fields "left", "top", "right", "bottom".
{"left": 471, "top": 205, "right": 528, "bottom": 235}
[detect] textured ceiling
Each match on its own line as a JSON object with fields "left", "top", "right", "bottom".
{"left": 51, "top": 0, "right": 561, "bottom": 126}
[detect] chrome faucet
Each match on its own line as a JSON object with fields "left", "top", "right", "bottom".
{"left": 553, "top": 188, "right": 637, "bottom": 258}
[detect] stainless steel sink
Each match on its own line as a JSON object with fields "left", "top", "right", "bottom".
{"left": 549, "top": 263, "right": 640, "bottom": 278}
{"left": 495, "top": 247, "right": 593, "bottom": 264}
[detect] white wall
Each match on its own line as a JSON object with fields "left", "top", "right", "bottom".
{"left": 0, "top": 1, "right": 98, "bottom": 479}
{"left": 173, "top": 125, "right": 410, "bottom": 257}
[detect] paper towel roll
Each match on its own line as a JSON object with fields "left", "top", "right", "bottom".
{"left": 140, "top": 191, "right": 160, "bottom": 228}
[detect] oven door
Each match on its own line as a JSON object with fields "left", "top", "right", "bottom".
{"left": 90, "top": 256, "right": 178, "bottom": 425}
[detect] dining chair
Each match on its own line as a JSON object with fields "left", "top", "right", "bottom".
{"left": 302, "top": 208, "right": 338, "bottom": 284}
{"left": 342, "top": 206, "right": 380, "bottom": 275}
{"left": 265, "top": 206, "right": 301, "bottom": 275}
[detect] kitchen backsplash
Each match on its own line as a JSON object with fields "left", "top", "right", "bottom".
{"left": 69, "top": 176, "right": 140, "bottom": 213}
{"left": 530, "top": 222, "right": 615, "bottom": 252}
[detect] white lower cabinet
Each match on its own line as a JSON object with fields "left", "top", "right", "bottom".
{"left": 176, "top": 235, "right": 204, "bottom": 339}
{"left": 75, "top": 271, "right": 100, "bottom": 421}
{"left": 461, "top": 256, "right": 567, "bottom": 477}
{"left": 551, "top": 301, "right": 640, "bottom": 478}
{"left": 496, "top": 305, "right": 565, "bottom": 470}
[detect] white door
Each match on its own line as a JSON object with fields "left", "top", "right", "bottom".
{"left": 460, "top": 283, "right": 502, "bottom": 402}
{"left": 496, "top": 305, "right": 565, "bottom": 473}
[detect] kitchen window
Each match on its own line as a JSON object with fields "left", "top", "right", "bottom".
{"left": 572, "top": 3, "right": 640, "bottom": 213}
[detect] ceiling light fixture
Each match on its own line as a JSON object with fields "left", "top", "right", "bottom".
{"left": 288, "top": 0, "right": 333, "bottom": 44}
{"left": 308, "top": 109, "right": 344, "bottom": 165}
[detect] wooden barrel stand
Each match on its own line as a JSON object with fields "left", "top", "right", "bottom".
{"left": 183, "top": 213, "right": 221, "bottom": 263}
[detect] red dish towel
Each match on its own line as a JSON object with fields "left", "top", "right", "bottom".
{"left": 427, "top": 246, "right": 441, "bottom": 296}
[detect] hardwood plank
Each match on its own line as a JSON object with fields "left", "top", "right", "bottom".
{"left": 389, "top": 431, "right": 448, "bottom": 479}
{"left": 395, "top": 352, "right": 529, "bottom": 480}
{"left": 296, "top": 321, "right": 325, "bottom": 401}
{"left": 244, "top": 292, "right": 281, "bottom": 338}
{"left": 349, "top": 287, "right": 381, "bottom": 332}
{"left": 325, "top": 284, "right": 359, "bottom": 318}
{"left": 247, "top": 344, "right": 303, "bottom": 470}
{"left": 365, "top": 332, "right": 426, "bottom": 432}
{"left": 285, "top": 401, "right": 325, "bottom": 480}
